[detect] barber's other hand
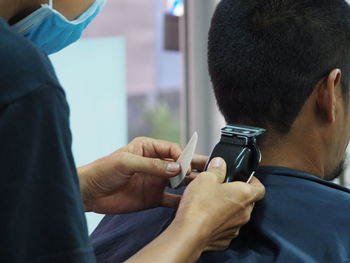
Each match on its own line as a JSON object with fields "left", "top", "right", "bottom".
{"left": 78, "top": 137, "right": 206, "bottom": 214}
{"left": 173, "top": 157, "right": 265, "bottom": 253}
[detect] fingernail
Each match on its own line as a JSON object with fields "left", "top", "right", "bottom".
{"left": 208, "top": 157, "right": 223, "bottom": 168}
{"left": 166, "top": 162, "right": 180, "bottom": 173}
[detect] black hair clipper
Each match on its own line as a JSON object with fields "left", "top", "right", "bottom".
{"left": 205, "top": 125, "right": 266, "bottom": 183}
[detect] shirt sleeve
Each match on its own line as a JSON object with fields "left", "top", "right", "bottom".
{"left": 0, "top": 85, "right": 95, "bottom": 263}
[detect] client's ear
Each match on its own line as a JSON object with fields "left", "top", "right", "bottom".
{"left": 316, "top": 69, "right": 342, "bottom": 123}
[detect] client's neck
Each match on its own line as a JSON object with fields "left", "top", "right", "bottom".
{"left": 259, "top": 130, "right": 325, "bottom": 179}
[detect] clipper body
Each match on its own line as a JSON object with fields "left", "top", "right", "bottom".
{"left": 206, "top": 125, "right": 266, "bottom": 182}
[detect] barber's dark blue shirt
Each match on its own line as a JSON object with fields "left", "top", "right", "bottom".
{"left": 90, "top": 167, "right": 350, "bottom": 263}
{"left": 0, "top": 19, "right": 95, "bottom": 262}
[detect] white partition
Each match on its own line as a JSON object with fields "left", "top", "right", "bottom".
{"left": 181, "top": 0, "right": 224, "bottom": 154}
{"left": 50, "top": 37, "right": 127, "bottom": 233}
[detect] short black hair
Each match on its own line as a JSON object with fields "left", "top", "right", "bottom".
{"left": 209, "top": 0, "right": 350, "bottom": 133}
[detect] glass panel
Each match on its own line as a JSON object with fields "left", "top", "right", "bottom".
{"left": 50, "top": 37, "right": 127, "bottom": 233}
{"left": 84, "top": 0, "right": 183, "bottom": 144}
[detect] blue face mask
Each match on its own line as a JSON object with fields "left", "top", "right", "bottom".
{"left": 12, "top": 0, "right": 106, "bottom": 54}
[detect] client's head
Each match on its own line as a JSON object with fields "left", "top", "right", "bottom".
{"left": 208, "top": 0, "right": 350, "bottom": 180}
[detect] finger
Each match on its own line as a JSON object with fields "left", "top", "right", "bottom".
{"left": 184, "top": 154, "right": 208, "bottom": 176}
{"left": 247, "top": 177, "right": 266, "bottom": 202}
{"left": 118, "top": 153, "right": 181, "bottom": 177}
{"left": 222, "top": 179, "right": 265, "bottom": 205}
{"left": 221, "top": 184, "right": 254, "bottom": 208}
{"left": 210, "top": 227, "right": 240, "bottom": 241}
{"left": 206, "top": 157, "right": 227, "bottom": 183}
{"left": 130, "top": 137, "right": 183, "bottom": 160}
{"left": 222, "top": 227, "right": 240, "bottom": 239}
{"left": 178, "top": 173, "right": 197, "bottom": 187}
{"left": 161, "top": 192, "right": 182, "bottom": 208}
{"left": 204, "top": 238, "right": 233, "bottom": 252}
{"left": 149, "top": 138, "right": 183, "bottom": 160}
{"left": 228, "top": 205, "right": 253, "bottom": 226}
{"left": 214, "top": 228, "right": 240, "bottom": 242}
{"left": 191, "top": 154, "right": 209, "bottom": 171}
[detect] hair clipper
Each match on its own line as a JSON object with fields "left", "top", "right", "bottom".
{"left": 205, "top": 125, "right": 266, "bottom": 182}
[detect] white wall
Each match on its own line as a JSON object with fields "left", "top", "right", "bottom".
{"left": 50, "top": 37, "right": 127, "bottom": 233}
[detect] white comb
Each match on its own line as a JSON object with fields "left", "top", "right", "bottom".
{"left": 170, "top": 132, "right": 198, "bottom": 188}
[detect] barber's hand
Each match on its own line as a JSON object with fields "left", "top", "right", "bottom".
{"left": 78, "top": 137, "right": 206, "bottom": 214}
{"left": 174, "top": 157, "right": 265, "bottom": 253}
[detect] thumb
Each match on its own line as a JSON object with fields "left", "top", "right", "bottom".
{"left": 247, "top": 176, "right": 266, "bottom": 202}
{"left": 206, "top": 157, "right": 227, "bottom": 183}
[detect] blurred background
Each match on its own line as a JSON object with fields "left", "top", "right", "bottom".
{"left": 49, "top": 0, "right": 350, "bottom": 233}
{"left": 81, "top": 0, "right": 184, "bottom": 144}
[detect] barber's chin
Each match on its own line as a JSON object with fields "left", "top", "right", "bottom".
{"left": 326, "top": 158, "right": 347, "bottom": 181}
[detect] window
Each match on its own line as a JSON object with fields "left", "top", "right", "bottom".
{"left": 83, "top": 0, "right": 183, "bottom": 144}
